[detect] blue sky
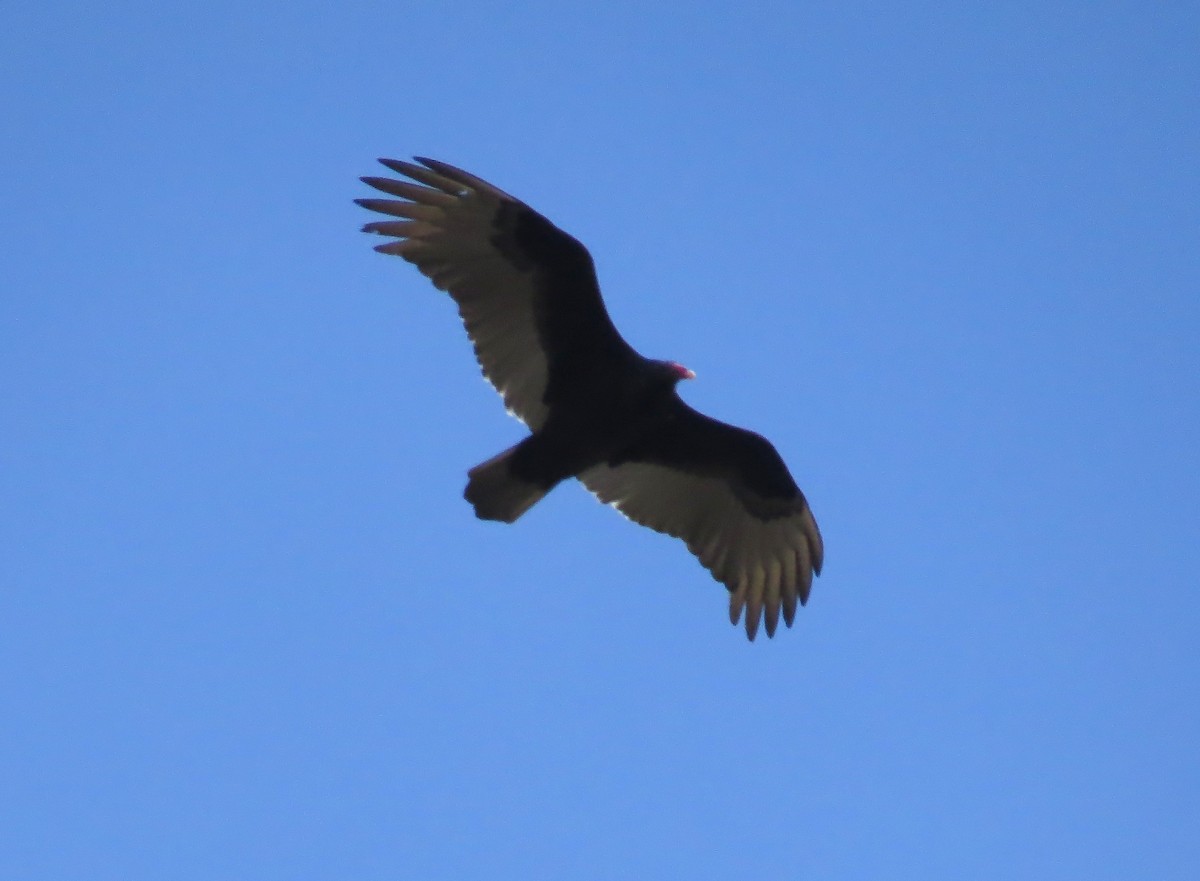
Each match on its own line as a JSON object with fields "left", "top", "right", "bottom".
{"left": 2, "top": 2, "right": 1198, "bottom": 878}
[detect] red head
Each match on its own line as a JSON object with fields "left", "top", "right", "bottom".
{"left": 667, "top": 361, "right": 696, "bottom": 381}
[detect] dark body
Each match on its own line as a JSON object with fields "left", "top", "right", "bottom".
{"left": 357, "top": 158, "right": 822, "bottom": 639}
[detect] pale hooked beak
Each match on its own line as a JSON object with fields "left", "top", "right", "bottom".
{"left": 670, "top": 362, "right": 696, "bottom": 381}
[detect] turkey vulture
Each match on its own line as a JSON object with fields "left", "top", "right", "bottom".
{"left": 357, "top": 157, "right": 823, "bottom": 639}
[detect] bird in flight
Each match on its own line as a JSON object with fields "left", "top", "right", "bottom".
{"left": 357, "top": 158, "right": 823, "bottom": 639}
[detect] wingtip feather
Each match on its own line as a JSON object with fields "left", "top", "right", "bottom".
{"left": 782, "top": 593, "right": 798, "bottom": 627}
{"left": 763, "top": 603, "right": 780, "bottom": 638}
{"left": 743, "top": 593, "right": 763, "bottom": 641}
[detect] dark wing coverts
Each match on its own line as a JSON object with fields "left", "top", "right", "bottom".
{"left": 357, "top": 158, "right": 635, "bottom": 429}
{"left": 581, "top": 403, "right": 824, "bottom": 639}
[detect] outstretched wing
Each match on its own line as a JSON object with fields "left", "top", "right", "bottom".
{"left": 580, "top": 402, "right": 823, "bottom": 640}
{"left": 357, "top": 157, "right": 636, "bottom": 429}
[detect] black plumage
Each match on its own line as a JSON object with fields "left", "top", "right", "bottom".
{"left": 357, "top": 157, "right": 823, "bottom": 639}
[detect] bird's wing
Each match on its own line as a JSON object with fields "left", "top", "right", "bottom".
{"left": 579, "top": 402, "right": 823, "bottom": 640}
{"left": 357, "top": 158, "right": 637, "bottom": 429}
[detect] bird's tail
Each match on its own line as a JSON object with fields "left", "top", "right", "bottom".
{"left": 464, "top": 443, "right": 551, "bottom": 523}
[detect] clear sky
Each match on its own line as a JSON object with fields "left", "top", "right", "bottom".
{"left": 2, "top": 2, "right": 1198, "bottom": 878}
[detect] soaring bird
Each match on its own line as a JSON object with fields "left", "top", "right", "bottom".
{"left": 357, "top": 158, "right": 823, "bottom": 639}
